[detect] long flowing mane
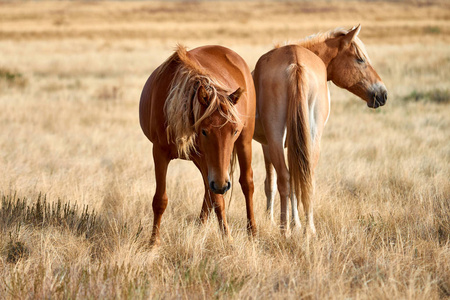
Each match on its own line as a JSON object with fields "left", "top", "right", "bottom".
{"left": 161, "top": 45, "right": 242, "bottom": 158}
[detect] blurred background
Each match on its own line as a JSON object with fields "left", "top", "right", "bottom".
{"left": 0, "top": 1, "right": 449, "bottom": 298}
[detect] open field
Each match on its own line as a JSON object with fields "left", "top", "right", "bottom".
{"left": 0, "top": 1, "right": 449, "bottom": 298}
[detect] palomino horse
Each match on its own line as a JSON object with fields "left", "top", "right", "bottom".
{"left": 252, "top": 25, "right": 387, "bottom": 233}
{"left": 139, "top": 45, "right": 257, "bottom": 246}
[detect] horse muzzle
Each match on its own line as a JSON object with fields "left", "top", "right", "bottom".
{"left": 368, "top": 85, "right": 388, "bottom": 109}
{"left": 209, "top": 180, "right": 231, "bottom": 195}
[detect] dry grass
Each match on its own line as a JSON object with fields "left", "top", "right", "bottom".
{"left": 0, "top": 1, "right": 449, "bottom": 299}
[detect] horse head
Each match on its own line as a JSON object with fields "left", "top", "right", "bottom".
{"left": 328, "top": 25, "right": 388, "bottom": 108}
{"left": 194, "top": 85, "right": 244, "bottom": 194}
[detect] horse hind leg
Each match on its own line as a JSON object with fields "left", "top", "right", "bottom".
{"left": 301, "top": 139, "right": 321, "bottom": 235}
{"left": 266, "top": 142, "right": 290, "bottom": 234}
{"left": 300, "top": 181, "right": 315, "bottom": 235}
{"left": 262, "top": 144, "right": 276, "bottom": 224}
{"left": 290, "top": 188, "right": 301, "bottom": 230}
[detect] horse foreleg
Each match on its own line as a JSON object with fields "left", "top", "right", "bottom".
{"left": 200, "top": 180, "right": 231, "bottom": 239}
{"left": 193, "top": 158, "right": 213, "bottom": 224}
{"left": 262, "top": 144, "right": 276, "bottom": 224}
{"left": 237, "top": 140, "right": 257, "bottom": 237}
{"left": 199, "top": 191, "right": 212, "bottom": 223}
{"left": 150, "top": 145, "right": 170, "bottom": 247}
{"left": 193, "top": 158, "right": 230, "bottom": 238}
{"left": 210, "top": 193, "right": 232, "bottom": 240}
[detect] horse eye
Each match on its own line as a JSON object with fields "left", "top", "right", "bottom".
{"left": 201, "top": 129, "right": 207, "bottom": 136}
{"left": 234, "top": 130, "right": 238, "bottom": 136}
{"left": 357, "top": 57, "right": 365, "bottom": 64}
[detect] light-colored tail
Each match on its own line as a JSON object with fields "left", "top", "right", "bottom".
{"left": 286, "top": 63, "right": 312, "bottom": 217}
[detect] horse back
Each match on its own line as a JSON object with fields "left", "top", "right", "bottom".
{"left": 254, "top": 45, "right": 327, "bottom": 100}
{"left": 253, "top": 45, "right": 328, "bottom": 144}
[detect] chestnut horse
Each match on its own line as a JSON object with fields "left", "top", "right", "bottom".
{"left": 139, "top": 45, "right": 256, "bottom": 246}
{"left": 253, "top": 25, "right": 387, "bottom": 233}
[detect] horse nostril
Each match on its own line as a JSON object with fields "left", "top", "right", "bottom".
{"left": 384, "top": 92, "right": 388, "bottom": 101}
{"left": 209, "top": 181, "right": 216, "bottom": 191}
{"left": 224, "top": 181, "right": 231, "bottom": 192}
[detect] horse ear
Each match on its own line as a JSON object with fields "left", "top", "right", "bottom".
{"left": 342, "top": 24, "right": 361, "bottom": 48}
{"left": 228, "top": 87, "right": 244, "bottom": 105}
{"left": 197, "top": 85, "right": 209, "bottom": 106}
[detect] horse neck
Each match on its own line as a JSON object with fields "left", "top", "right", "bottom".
{"left": 302, "top": 40, "right": 339, "bottom": 81}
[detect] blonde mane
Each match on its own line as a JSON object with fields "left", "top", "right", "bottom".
{"left": 278, "top": 27, "right": 371, "bottom": 63}
{"left": 297, "top": 27, "right": 348, "bottom": 49}
{"left": 163, "top": 45, "right": 242, "bottom": 158}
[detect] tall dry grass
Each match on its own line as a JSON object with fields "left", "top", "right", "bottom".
{"left": 0, "top": 1, "right": 449, "bottom": 299}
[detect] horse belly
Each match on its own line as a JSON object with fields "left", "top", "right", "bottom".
{"left": 308, "top": 91, "right": 328, "bottom": 146}
{"left": 309, "top": 99, "right": 317, "bottom": 142}
{"left": 253, "top": 113, "right": 268, "bottom": 144}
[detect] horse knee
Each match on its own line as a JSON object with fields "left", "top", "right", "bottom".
{"left": 239, "top": 175, "right": 254, "bottom": 193}
{"left": 152, "top": 194, "right": 168, "bottom": 215}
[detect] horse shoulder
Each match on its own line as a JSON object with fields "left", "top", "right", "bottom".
{"left": 139, "top": 58, "right": 179, "bottom": 149}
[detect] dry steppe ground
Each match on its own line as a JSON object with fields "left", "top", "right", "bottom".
{"left": 0, "top": 1, "right": 449, "bottom": 299}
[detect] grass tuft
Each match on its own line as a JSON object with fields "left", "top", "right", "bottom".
{"left": 403, "top": 89, "right": 450, "bottom": 104}
{"left": 5, "top": 236, "right": 29, "bottom": 264}
{"left": 433, "top": 194, "right": 450, "bottom": 245}
{"left": 96, "top": 85, "right": 123, "bottom": 101}
{"left": 424, "top": 26, "right": 441, "bottom": 35}
{"left": 0, "top": 68, "right": 27, "bottom": 88}
{"left": 0, "top": 192, "right": 146, "bottom": 263}
{"left": 1, "top": 193, "right": 98, "bottom": 238}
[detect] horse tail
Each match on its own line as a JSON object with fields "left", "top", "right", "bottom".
{"left": 286, "top": 63, "right": 312, "bottom": 213}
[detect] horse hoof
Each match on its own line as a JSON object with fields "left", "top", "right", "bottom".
{"left": 149, "top": 237, "right": 161, "bottom": 249}
{"left": 306, "top": 226, "right": 317, "bottom": 237}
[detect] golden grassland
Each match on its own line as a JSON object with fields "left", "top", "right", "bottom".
{"left": 0, "top": 1, "right": 449, "bottom": 298}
